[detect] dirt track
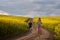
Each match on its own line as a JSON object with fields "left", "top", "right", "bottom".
{"left": 2, "top": 23, "right": 54, "bottom": 40}
{"left": 8, "top": 26, "right": 54, "bottom": 40}
{"left": 15, "top": 28, "right": 54, "bottom": 40}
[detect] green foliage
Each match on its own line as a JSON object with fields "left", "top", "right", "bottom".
{"left": 0, "top": 21, "right": 28, "bottom": 36}
{"left": 0, "top": 15, "right": 28, "bottom": 37}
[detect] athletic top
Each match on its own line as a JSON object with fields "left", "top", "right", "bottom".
{"left": 37, "top": 21, "right": 42, "bottom": 26}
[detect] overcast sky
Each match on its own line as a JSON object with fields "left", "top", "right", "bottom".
{"left": 0, "top": 0, "right": 60, "bottom": 17}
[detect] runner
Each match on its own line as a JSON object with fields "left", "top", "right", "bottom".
{"left": 25, "top": 18, "right": 33, "bottom": 32}
{"left": 36, "top": 18, "right": 42, "bottom": 38}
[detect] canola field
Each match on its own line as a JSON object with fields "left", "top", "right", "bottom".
{"left": 33, "top": 16, "right": 60, "bottom": 40}
{"left": 0, "top": 15, "right": 29, "bottom": 37}
{"left": 0, "top": 15, "right": 60, "bottom": 40}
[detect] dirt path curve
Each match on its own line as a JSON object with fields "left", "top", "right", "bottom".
{"left": 6, "top": 23, "right": 54, "bottom": 40}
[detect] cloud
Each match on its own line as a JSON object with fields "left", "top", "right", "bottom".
{"left": 0, "top": 0, "right": 60, "bottom": 17}
{"left": 0, "top": 10, "right": 10, "bottom": 15}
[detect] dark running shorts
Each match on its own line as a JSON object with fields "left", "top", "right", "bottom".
{"left": 28, "top": 23, "right": 32, "bottom": 29}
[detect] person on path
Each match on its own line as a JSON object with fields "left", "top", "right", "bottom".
{"left": 25, "top": 18, "right": 33, "bottom": 32}
{"left": 36, "top": 18, "right": 42, "bottom": 38}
